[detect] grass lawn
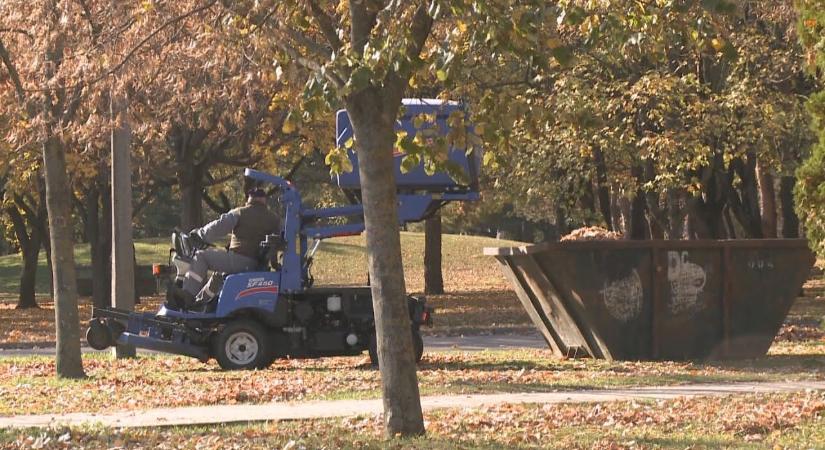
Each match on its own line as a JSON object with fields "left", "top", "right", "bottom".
{"left": 0, "top": 232, "right": 531, "bottom": 346}
{"left": 2, "top": 391, "right": 825, "bottom": 449}
{"left": 0, "top": 232, "right": 519, "bottom": 296}
{"left": 0, "top": 341, "right": 823, "bottom": 417}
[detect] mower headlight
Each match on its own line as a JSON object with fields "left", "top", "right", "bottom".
{"left": 327, "top": 295, "right": 342, "bottom": 312}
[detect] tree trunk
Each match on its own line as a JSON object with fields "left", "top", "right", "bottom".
{"left": 86, "top": 184, "right": 111, "bottom": 309}
{"left": 18, "top": 240, "right": 40, "bottom": 309}
{"left": 780, "top": 175, "right": 800, "bottom": 238}
{"left": 346, "top": 90, "right": 424, "bottom": 436}
{"left": 722, "top": 156, "right": 762, "bottom": 238}
{"left": 555, "top": 204, "right": 569, "bottom": 237}
{"left": 628, "top": 191, "right": 648, "bottom": 240}
{"left": 42, "top": 135, "right": 85, "bottom": 378}
{"left": 757, "top": 161, "right": 777, "bottom": 238}
{"left": 592, "top": 147, "right": 613, "bottom": 231}
{"left": 111, "top": 92, "right": 136, "bottom": 358}
{"left": 37, "top": 180, "right": 53, "bottom": 287}
{"left": 580, "top": 182, "right": 597, "bottom": 221}
{"left": 179, "top": 161, "right": 204, "bottom": 230}
{"left": 648, "top": 214, "right": 664, "bottom": 239}
{"left": 666, "top": 190, "right": 686, "bottom": 240}
{"left": 610, "top": 191, "right": 624, "bottom": 236}
{"left": 424, "top": 213, "right": 444, "bottom": 295}
{"left": 6, "top": 205, "right": 40, "bottom": 309}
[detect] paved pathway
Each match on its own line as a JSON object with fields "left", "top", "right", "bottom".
{"left": 2, "top": 380, "right": 823, "bottom": 429}
{"left": 0, "top": 333, "right": 547, "bottom": 357}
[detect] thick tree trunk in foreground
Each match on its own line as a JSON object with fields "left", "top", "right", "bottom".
{"left": 424, "top": 213, "right": 444, "bottom": 295}
{"left": 43, "top": 136, "right": 85, "bottom": 378}
{"left": 346, "top": 91, "right": 424, "bottom": 436}
{"left": 111, "top": 93, "right": 136, "bottom": 358}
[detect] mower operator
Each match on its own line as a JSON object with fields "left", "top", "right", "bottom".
{"left": 177, "top": 188, "right": 281, "bottom": 304}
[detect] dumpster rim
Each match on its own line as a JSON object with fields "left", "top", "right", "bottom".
{"left": 483, "top": 239, "right": 813, "bottom": 256}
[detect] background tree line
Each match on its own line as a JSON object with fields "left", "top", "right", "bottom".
{"left": 0, "top": 1, "right": 822, "bottom": 307}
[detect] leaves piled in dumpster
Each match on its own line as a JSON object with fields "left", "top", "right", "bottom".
{"left": 561, "top": 227, "right": 622, "bottom": 241}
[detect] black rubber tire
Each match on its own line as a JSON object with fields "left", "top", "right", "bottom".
{"left": 411, "top": 329, "right": 424, "bottom": 363}
{"left": 368, "top": 333, "right": 378, "bottom": 366}
{"left": 212, "top": 320, "right": 271, "bottom": 370}
{"left": 86, "top": 318, "right": 113, "bottom": 350}
{"left": 368, "top": 329, "right": 424, "bottom": 366}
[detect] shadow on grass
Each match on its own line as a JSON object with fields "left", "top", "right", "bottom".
{"left": 707, "top": 354, "right": 825, "bottom": 372}
{"left": 633, "top": 435, "right": 745, "bottom": 449}
{"left": 414, "top": 353, "right": 825, "bottom": 378}
{"left": 425, "top": 372, "right": 771, "bottom": 395}
{"left": 316, "top": 242, "right": 366, "bottom": 255}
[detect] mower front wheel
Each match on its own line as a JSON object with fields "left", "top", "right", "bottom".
{"left": 212, "top": 320, "right": 271, "bottom": 370}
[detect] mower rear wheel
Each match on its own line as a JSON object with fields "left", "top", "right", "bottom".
{"left": 86, "top": 318, "right": 113, "bottom": 350}
{"left": 213, "top": 320, "right": 271, "bottom": 370}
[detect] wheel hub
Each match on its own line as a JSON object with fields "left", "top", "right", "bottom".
{"left": 225, "top": 331, "right": 259, "bottom": 365}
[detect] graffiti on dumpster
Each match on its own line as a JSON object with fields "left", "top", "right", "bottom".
{"left": 667, "top": 251, "right": 707, "bottom": 315}
{"left": 748, "top": 259, "right": 775, "bottom": 271}
{"left": 601, "top": 269, "right": 643, "bottom": 322}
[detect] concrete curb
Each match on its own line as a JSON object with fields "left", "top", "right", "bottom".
{"left": 2, "top": 380, "right": 824, "bottom": 429}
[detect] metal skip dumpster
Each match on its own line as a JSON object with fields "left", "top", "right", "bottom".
{"left": 485, "top": 240, "right": 815, "bottom": 361}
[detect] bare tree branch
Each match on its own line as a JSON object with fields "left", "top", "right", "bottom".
{"left": 132, "top": 183, "right": 161, "bottom": 218}
{"left": 202, "top": 189, "right": 231, "bottom": 214}
{"left": 0, "top": 37, "right": 27, "bottom": 104}
{"left": 0, "top": 28, "right": 34, "bottom": 40}
{"left": 383, "top": 4, "right": 433, "bottom": 108}
{"left": 76, "top": 0, "right": 102, "bottom": 38}
{"left": 307, "top": 1, "right": 341, "bottom": 51}
{"left": 350, "top": 0, "right": 378, "bottom": 54}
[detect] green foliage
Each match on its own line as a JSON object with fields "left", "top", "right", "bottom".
{"left": 798, "top": 1, "right": 825, "bottom": 256}
{"left": 796, "top": 138, "right": 825, "bottom": 256}
{"left": 475, "top": 1, "right": 814, "bottom": 238}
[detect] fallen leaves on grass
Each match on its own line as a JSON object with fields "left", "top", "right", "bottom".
{"left": 0, "top": 289, "right": 531, "bottom": 345}
{"left": 775, "top": 325, "right": 825, "bottom": 343}
{"left": 2, "top": 346, "right": 824, "bottom": 417}
{"left": 3, "top": 393, "right": 825, "bottom": 449}
{"left": 0, "top": 298, "right": 163, "bottom": 347}
{"left": 0, "top": 355, "right": 383, "bottom": 416}
{"left": 0, "top": 303, "right": 56, "bottom": 347}
{"left": 425, "top": 290, "right": 532, "bottom": 336}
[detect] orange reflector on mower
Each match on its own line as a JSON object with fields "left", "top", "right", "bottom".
{"left": 421, "top": 310, "right": 431, "bottom": 326}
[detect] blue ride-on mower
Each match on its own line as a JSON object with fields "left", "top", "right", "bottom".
{"left": 85, "top": 100, "right": 480, "bottom": 370}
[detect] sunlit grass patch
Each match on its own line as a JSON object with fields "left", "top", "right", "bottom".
{"left": 1, "top": 346, "right": 824, "bottom": 417}
{"left": 2, "top": 392, "right": 825, "bottom": 449}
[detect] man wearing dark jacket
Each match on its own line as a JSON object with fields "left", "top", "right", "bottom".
{"left": 179, "top": 188, "right": 281, "bottom": 303}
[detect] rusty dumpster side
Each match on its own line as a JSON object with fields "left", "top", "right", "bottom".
{"left": 484, "top": 239, "right": 815, "bottom": 361}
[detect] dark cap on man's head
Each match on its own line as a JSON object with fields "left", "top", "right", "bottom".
{"left": 247, "top": 188, "right": 267, "bottom": 198}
